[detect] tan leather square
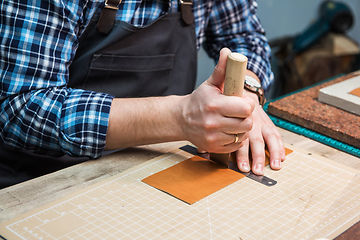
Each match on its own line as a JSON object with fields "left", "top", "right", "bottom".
{"left": 349, "top": 87, "right": 360, "bottom": 97}
{"left": 142, "top": 155, "right": 244, "bottom": 204}
{"left": 143, "top": 148, "right": 293, "bottom": 204}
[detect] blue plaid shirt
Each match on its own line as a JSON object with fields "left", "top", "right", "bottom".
{"left": 0, "top": 0, "right": 273, "bottom": 159}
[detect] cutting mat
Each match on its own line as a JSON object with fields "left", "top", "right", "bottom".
{"left": 1, "top": 144, "right": 359, "bottom": 240}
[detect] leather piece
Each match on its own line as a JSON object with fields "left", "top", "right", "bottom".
{"left": 349, "top": 87, "right": 360, "bottom": 97}
{"left": 142, "top": 155, "right": 245, "bottom": 204}
{"left": 285, "top": 147, "right": 294, "bottom": 156}
{"left": 143, "top": 147, "right": 293, "bottom": 204}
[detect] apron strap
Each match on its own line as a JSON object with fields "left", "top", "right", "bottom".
{"left": 97, "top": 0, "right": 194, "bottom": 34}
{"left": 180, "top": 0, "right": 194, "bottom": 25}
{"left": 97, "top": 0, "right": 122, "bottom": 34}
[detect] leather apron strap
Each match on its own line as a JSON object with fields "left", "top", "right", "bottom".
{"left": 180, "top": 0, "right": 194, "bottom": 25}
{"left": 97, "top": 0, "right": 122, "bottom": 34}
{"left": 97, "top": 0, "right": 194, "bottom": 34}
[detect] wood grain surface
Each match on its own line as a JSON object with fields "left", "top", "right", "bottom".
{"left": 0, "top": 130, "right": 359, "bottom": 238}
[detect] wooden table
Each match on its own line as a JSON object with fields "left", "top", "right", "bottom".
{"left": 0, "top": 129, "right": 359, "bottom": 239}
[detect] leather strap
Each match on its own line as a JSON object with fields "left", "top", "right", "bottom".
{"left": 97, "top": 0, "right": 194, "bottom": 34}
{"left": 97, "top": 0, "right": 122, "bottom": 34}
{"left": 180, "top": 0, "right": 194, "bottom": 25}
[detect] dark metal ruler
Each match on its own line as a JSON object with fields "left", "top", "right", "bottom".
{"left": 180, "top": 145, "right": 277, "bottom": 187}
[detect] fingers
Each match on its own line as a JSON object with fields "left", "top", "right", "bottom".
{"left": 216, "top": 96, "right": 255, "bottom": 118}
{"left": 197, "top": 106, "right": 252, "bottom": 153}
{"left": 235, "top": 106, "right": 285, "bottom": 175}
{"left": 235, "top": 138, "right": 251, "bottom": 172}
{"left": 197, "top": 147, "right": 207, "bottom": 154}
{"left": 262, "top": 125, "right": 285, "bottom": 170}
{"left": 200, "top": 131, "right": 249, "bottom": 153}
{"left": 181, "top": 85, "right": 255, "bottom": 153}
{"left": 201, "top": 113, "right": 253, "bottom": 136}
{"left": 248, "top": 129, "right": 266, "bottom": 175}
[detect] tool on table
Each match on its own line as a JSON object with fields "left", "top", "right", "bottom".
{"left": 292, "top": 0, "right": 354, "bottom": 54}
{"left": 180, "top": 145, "right": 277, "bottom": 186}
{"left": 222, "top": 52, "right": 247, "bottom": 96}
{"left": 206, "top": 52, "right": 277, "bottom": 186}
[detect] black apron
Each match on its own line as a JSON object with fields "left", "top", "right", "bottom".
{"left": 69, "top": 0, "right": 197, "bottom": 97}
{"left": 0, "top": 1, "right": 197, "bottom": 189}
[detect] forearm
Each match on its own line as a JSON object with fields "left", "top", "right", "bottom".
{"left": 0, "top": 88, "right": 113, "bottom": 158}
{"left": 105, "top": 95, "right": 186, "bottom": 150}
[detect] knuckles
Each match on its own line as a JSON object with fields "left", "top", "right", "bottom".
{"left": 203, "top": 118, "right": 220, "bottom": 131}
{"left": 201, "top": 134, "right": 221, "bottom": 152}
{"left": 204, "top": 134, "right": 217, "bottom": 146}
{"left": 204, "top": 99, "right": 220, "bottom": 113}
{"left": 243, "top": 103, "right": 254, "bottom": 117}
{"left": 242, "top": 116, "right": 253, "bottom": 131}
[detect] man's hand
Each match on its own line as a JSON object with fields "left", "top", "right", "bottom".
{"left": 179, "top": 48, "right": 255, "bottom": 153}
{"left": 182, "top": 47, "right": 285, "bottom": 175}
{"left": 235, "top": 89, "right": 286, "bottom": 175}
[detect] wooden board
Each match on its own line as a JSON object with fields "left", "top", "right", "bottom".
{"left": 0, "top": 144, "right": 359, "bottom": 240}
{"left": 267, "top": 72, "right": 360, "bottom": 149}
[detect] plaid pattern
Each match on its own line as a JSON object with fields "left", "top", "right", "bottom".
{"left": 0, "top": 0, "right": 272, "bottom": 159}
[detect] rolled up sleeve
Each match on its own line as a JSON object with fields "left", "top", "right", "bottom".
{"left": 203, "top": 0, "right": 274, "bottom": 92}
{"left": 0, "top": 1, "right": 113, "bottom": 159}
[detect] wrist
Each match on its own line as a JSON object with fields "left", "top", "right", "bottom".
{"left": 171, "top": 95, "right": 189, "bottom": 141}
{"left": 244, "top": 88, "right": 260, "bottom": 104}
{"left": 244, "top": 75, "right": 266, "bottom": 107}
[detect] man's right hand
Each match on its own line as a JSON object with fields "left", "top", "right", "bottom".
{"left": 178, "top": 48, "right": 255, "bottom": 153}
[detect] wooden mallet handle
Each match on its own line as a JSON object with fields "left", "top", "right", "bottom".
{"left": 210, "top": 52, "right": 248, "bottom": 167}
{"left": 223, "top": 53, "right": 248, "bottom": 97}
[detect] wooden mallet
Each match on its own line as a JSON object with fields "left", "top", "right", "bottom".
{"left": 210, "top": 52, "right": 248, "bottom": 167}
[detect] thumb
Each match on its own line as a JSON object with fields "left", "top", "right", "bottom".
{"left": 206, "top": 47, "right": 232, "bottom": 90}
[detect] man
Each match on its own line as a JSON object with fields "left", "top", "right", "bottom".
{"left": 0, "top": 0, "right": 285, "bottom": 188}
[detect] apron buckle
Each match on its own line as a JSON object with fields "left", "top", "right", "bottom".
{"left": 104, "top": 0, "right": 122, "bottom": 10}
{"left": 179, "top": 0, "right": 194, "bottom": 25}
{"left": 180, "top": 0, "right": 193, "bottom": 5}
{"left": 97, "top": 0, "right": 122, "bottom": 34}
